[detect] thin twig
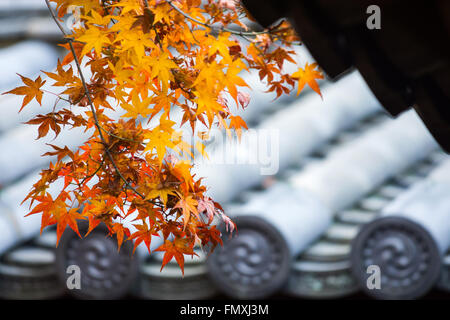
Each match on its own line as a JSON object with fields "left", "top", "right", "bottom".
{"left": 166, "top": 0, "right": 287, "bottom": 37}
{"left": 45, "top": 0, "right": 67, "bottom": 36}
{"left": 80, "top": 157, "right": 106, "bottom": 186}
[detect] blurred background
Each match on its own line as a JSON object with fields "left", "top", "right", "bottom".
{"left": 0, "top": 0, "right": 449, "bottom": 300}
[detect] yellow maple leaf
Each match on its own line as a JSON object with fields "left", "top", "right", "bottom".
{"left": 111, "top": 0, "right": 143, "bottom": 15}
{"left": 83, "top": 10, "right": 112, "bottom": 26}
{"left": 144, "top": 129, "right": 172, "bottom": 162}
{"left": 223, "top": 59, "right": 249, "bottom": 101}
{"left": 146, "top": 52, "right": 178, "bottom": 93}
{"left": 145, "top": 184, "right": 178, "bottom": 205}
{"left": 194, "top": 84, "right": 223, "bottom": 115}
{"left": 144, "top": 118, "right": 178, "bottom": 162}
{"left": 116, "top": 29, "right": 156, "bottom": 63}
{"left": 193, "top": 60, "right": 223, "bottom": 92}
{"left": 229, "top": 115, "right": 248, "bottom": 141}
{"left": 152, "top": 3, "right": 172, "bottom": 24}
{"left": 207, "top": 32, "right": 235, "bottom": 63}
{"left": 76, "top": 26, "right": 111, "bottom": 57}
{"left": 122, "top": 92, "right": 153, "bottom": 118}
{"left": 292, "top": 62, "right": 324, "bottom": 97}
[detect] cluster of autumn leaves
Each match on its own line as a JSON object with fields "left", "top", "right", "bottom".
{"left": 4, "top": 0, "right": 323, "bottom": 273}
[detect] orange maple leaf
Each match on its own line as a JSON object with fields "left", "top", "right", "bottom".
{"left": 25, "top": 194, "right": 57, "bottom": 234}
{"left": 129, "top": 221, "right": 158, "bottom": 253}
{"left": 155, "top": 238, "right": 196, "bottom": 276}
{"left": 43, "top": 60, "right": 78, "bottom": 87}
{"left": 229, "top": 115, "right": 248, "bottom": 140}
{"left": 112, "top": 222, "right": 129, "bottom": 251}
{"left": 174, "top": 195, "right": 198, "bottom": 230}
{"left": 292, "top": 62, "right": 324, "bottom": 97}
{"left": 25, "top": 113, "right": 64, "bottom": 139}
{"left": 59, "top": 42, "right": 83, "bottom": 66}
{"left": 3, "top": 74, "right": 46, "bottom": 111}
{"left": 56, "top": 208, "right": 84, "bottom": 246}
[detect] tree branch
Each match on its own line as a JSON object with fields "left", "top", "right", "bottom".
{"left": 166, "top": 0, "right": 288, "bottom": 37}
{"left": 44, "top": 0, "right": 150, "bottom": 202}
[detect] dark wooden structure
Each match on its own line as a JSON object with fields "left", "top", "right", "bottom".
{"left": 242, "top": 0, "right": 450, "bottom": 152}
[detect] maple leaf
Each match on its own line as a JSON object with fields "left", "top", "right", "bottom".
{"left": 131, "top": 8, "right": 155, "bottom": 33}
{"left": 112, "top": 222, "right": 129, "bottom": 251}
{"left": 194, "top": 84, "right": 223, "bottom": 115}
{"left": 229, "top": 115, "right": 248, "bottom": 140}
{"left": 208, "top": 33, "right": 234, "bottom": 63}
{"left": 144, "top": 129, "right": 173, "bottom": 162}
{"left": 122, "top": 92, "right": 153, "bottom": 118}
{"left": 83, "top": 10, "right": 112, "bottom": 26}
{"left": 25, "top": 113, "right": 64, "bottom": 139}
{"left": 59, "top": 41, "right": 84, "bottom": 66}
{"left": 116, "top": 28, "right": 156, "bottom": 62}
{"left": 268, "top": 47, "right": 296, "bottom": 69}
{"left": 197, "top": 197, "right": 217, "bottom": 223}
{"left": 25, "top": 194, "right": 58, "bottom": 234}
{"left": 155, "top": 238, "right": 196, "bottom": 276}
{"left": 146, "top": 52, "right": 178, "bottom": 93}
{"left": 174, "top": 195, "right": 198, "bottom": 230}
{"left": 221, "top": 213, "right": 236, "bottom": 233}
{"left": 152, "top": 2, "right": 172, "bottom": 25}
{"left": 76, "top": 26, "right": 111, "bottom": 57}
{"left": 86, "top": 214, "right": 102, "bottom": 236}
{"left": 171, "top": 160, "right": 194, "bottom": 189}
{"left": 292, "top": 62, "right": 324, "bottom": 97}
{"left": 56, "top": 208, "right": 85, "bottom": 246}
{"left": 3, "top": 74, "right": 46, "bottom": 111}
{"left": 43, "top": 60, "right": 78, "bottom": 87}
{"left": 257, "top": 63, "right": 279, "bottom": 83}
{"left": 42, "top": 144, "right": 75, "bottom": 162}
{"left": 129, "top": 221, "right": 157, "bottom": 253}
{"left": 27, "top": 194, "right": 83, "bottom": 245}
{"left": 222, "top": 60, "right": 249, "bottom": 102}
{"left": 266, "top": 80, "right": 291, "bottom": 99}
{"left": 237, "top": 92, "right": 251, "bottom": 109}
{"left": 196, "top": 224, "right": 223, "bottom": 251}
{"left": 111, "top": 0, "right": 143, "bottom": 14}
{"left": 145, "top": 184, "right": 178, "bottom": 205}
